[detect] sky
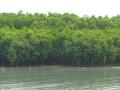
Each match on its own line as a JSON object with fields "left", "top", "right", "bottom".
{"left": 0, "top": 0, "right": 119, "bottom": 17}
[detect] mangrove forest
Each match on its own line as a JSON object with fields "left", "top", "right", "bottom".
{"left": 0, "top": 12, "right": 120, "bottom": 66}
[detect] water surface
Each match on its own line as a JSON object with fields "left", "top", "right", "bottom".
{"left": 0, "top": 66, "right": 120, "bottom": 90}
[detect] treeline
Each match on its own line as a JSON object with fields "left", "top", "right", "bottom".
{"left": 1, "top": 12, "right": 120, "bottom": 30}
{"left": 0, "top": 12, "right": 120, "bottom": 66}
{"left": 0, "top": 28, "right": 120, "bottom": 66}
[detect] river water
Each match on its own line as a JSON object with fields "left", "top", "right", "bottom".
{"left": 0, "top": 66, "right": 120, "bottom": 90}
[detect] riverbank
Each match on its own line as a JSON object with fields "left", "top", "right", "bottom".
{"left": 1, "top": 64, "right": 120, "bottom": 67}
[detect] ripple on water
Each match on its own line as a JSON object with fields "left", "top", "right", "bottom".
{"left": 0, "top": 82, "right": 73, "bottom": 90}
{"left": 1, "top": 66, "right": 120, "bottom": 90}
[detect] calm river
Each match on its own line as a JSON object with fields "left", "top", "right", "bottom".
{"left": 0, "top": 66, "right": 120, "bottom": 90}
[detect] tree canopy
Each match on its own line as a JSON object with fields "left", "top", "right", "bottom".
{"left": 0, "top": 12, "right": 120, "bottom": 66}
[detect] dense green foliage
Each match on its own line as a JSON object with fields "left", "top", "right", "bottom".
{"left": 0, "top": 12, "right": 120, "bottom": 66}
{"left": 1, "top": 12, "right": 120, "bottom": 30}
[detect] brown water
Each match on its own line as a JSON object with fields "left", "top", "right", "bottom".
{"left": 0, "top": 66, "right": 120, "bottom": 90}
